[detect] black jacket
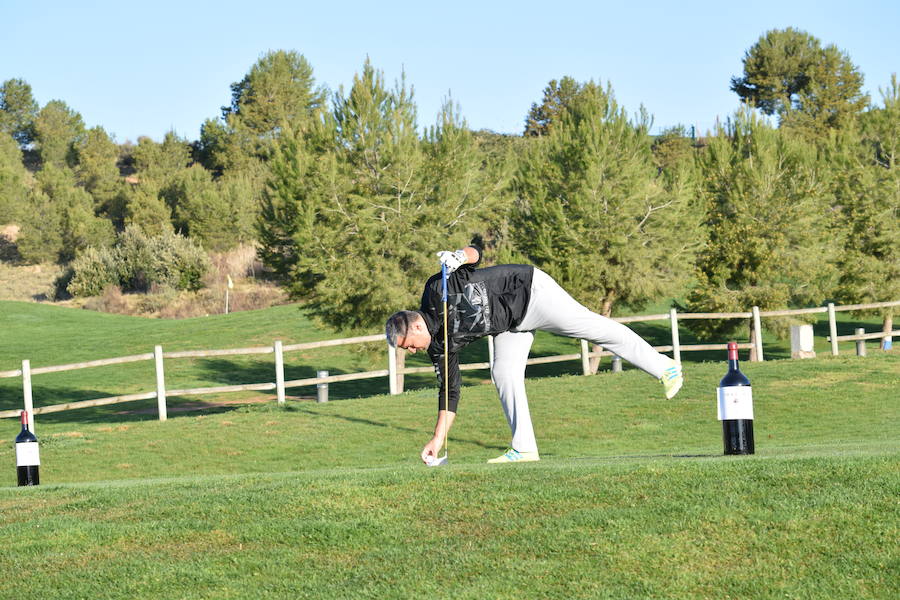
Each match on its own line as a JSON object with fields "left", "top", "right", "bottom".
{"left": 419, "top": 255, "right": 534, "bottom": 412}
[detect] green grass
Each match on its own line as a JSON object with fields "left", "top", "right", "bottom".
{"left": 0, "top": 352, "right": 897, "bottom": 598}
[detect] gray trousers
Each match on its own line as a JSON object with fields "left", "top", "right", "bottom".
{"left": 493, "top": 269, "right": 672, "bottom": 453}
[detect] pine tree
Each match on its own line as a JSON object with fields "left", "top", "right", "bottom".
{"left": 684, "top": 109, "right": 842, "bottom": 340}
{"left": 832, "top": 75, "right": 900, "bottom": 336}
{"left": 731, "top": 28, "right": 868, "bottom": 139}
{"left": 259, "top": 60, "right": 501, "bottom": 330}
{"left": 199, "top": 50, "right": 325, "bottom": 174}
{"left": 0, "top": 79, "right": 38, "bottom": 146}
{"left": 16, "top": 189, "right": 62, "bottom": 263}
{"left": 0, "top": 131, "right": 29, "bottom": 223}
{"left": 256, "top": 129, "right": 319, "bottom": 285}
{"left": 72, "top": 126, "right": 121, "bottom": 216}
{"left": 512, "top": 80, "right": 704, "bottom": 318}
{"left": 124, "top": 185, "right": 173, "bottom": 236}
{"left": 17, "top": 166, "right": 114, "bottom": 263}
{"left": 524, "top": 77, "right": 582, "bottom": 137}
{"left": 165, "top": 165, "right": 236, "bottom": 251}
{"left": 32, "top": 100, "right": 86, "bottom": 169}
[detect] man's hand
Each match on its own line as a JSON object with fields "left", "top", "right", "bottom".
{"left": 420, "top": 437, "right": 444, "bottom": 464}
{"left": 436, "top": 249, "right": 467, "bottom": 274}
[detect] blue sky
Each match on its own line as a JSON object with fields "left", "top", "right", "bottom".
{"left": 2, "top": 0, "right": 898, "bottom": 143}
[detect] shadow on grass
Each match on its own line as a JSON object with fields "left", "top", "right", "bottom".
{"left": 291, "top": 404, "right": 506, "bottom": 452}
{"left": 0, "top": 386, "right": 278, "bottom": 426}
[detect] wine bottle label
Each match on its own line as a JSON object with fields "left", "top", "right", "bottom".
{"left": 15, "top": 442, "right": 40, "bottom": 466}
{"left": 717, "top": 386, "right": 754, "bottom": 420}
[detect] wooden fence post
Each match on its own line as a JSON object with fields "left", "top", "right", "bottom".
{"left": 396, "top": 350, "right": 405, "bottom": 393}
{"left": 22, "top": 360, "right": 34, "bottom": 434}
{"left": 388, "top": 343, "right": 398, "bottom": 395}
{"left": 752, "top": 306, "right": 764, "bottom": 362}
{"left": 669, "top": 309, "right": 681, "bottom": 365}
{"left": 580, "top": 339, "right": 591, "bottom": 375}
{"left": 154, "top": 345, "right": 167, "bottom": 421}
{"left": 855, "top": 328, "right": 867, "bottom": 357}
{"left": 828, "top": 303, "right": 839, "bottom": 356}
{"left": 274, "top": 340, "right": 285, "bottom": 404}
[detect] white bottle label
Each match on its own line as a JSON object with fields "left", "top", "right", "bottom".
{"left": 717, "top": 386, "right": 754, "bottom": 421}
{"left": 15, "top": 442, "right": 40, "bottom": 466}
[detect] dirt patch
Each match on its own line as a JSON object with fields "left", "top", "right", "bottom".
{"left": 1, "top": 224, "right": 19, "bottom": 242}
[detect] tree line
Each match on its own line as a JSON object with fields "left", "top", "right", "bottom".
{"left": 0, "top": 27, "right": 897, "bottom": 338}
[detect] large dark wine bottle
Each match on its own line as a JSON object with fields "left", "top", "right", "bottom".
{"left": 15, "top": 411, "right": 40, "bottom": 486}
{"left": 717, "top": 342, "right": 755, "bottom": 455}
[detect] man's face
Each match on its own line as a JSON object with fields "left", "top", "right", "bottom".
{"left": 397, "top": 320, "right": 432, "bottom": 354}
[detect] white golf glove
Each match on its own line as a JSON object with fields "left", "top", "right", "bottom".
{"left": 436, "top": 250, "right": 467, "bottom": 274}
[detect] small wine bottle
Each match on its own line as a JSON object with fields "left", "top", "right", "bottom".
{"left": 15, "top": 411, "right": 40, "bottom": 486}
{"left": 717, "top": 342, "right": 755, "bottom": 455}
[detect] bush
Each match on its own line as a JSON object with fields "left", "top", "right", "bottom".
{"left": 67, "top": 247, "right": 118, "bottom": 297}
{"left": 67, "top": 227, "right": 211, "bottom": 297}
{"left": 82, "top": 285, "right": 129, "bottom": 314}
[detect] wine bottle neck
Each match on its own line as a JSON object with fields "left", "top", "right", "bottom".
{"left": 728, "top": 359, "right": 741, "bottom": 371}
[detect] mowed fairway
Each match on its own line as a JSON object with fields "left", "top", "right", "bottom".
{"left": 0, "top": 350, "right": 897, "bottom": 598}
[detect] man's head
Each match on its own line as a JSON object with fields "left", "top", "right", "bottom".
{"left": 385, "top": 311, "right": 432, "bottom": 353}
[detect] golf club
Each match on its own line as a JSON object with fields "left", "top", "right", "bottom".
{"left": 427, "top": 262, "right": 451, "bottom": 467}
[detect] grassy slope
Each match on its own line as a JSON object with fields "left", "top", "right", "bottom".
{"left": 0, "top": 353, "right": 897, "bottom": 598}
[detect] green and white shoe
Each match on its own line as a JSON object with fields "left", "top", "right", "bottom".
{"left": 487, "top": 449, "right": 540, "bottom": 463}
{"left": 660, "top": 361, "right": 684, "bottom": 399}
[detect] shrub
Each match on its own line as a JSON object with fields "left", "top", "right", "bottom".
{"left": 67, "top": 227, "right": 211, "bottom": 297}
{"left": 82, "top": 285, "right": 129, "bottom": 314}
{"left": 113, "top": 227, "right": 210, "bottom": 293}
{"left": 67, "top": 246, "right": 119, "bottom": 297}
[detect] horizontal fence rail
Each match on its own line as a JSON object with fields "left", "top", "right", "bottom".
{"left": 2, "top": 300, "right": 896, "bottom": 429}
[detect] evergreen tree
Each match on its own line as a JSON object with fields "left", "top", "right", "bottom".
{"left": 684, "top": 109, "right": 842, "bottom": 341}
{"left": 651, "top": 125, "right": 697, "bottom": 173}
{"left": 0, "top": 78, "right": 38, "bottom": 146}
{"left": 17, "top": 166, "right": 114, "bottom": 263}
{"left": 832, "top": 75, "right": 900, "bottom": 336}
{"left": 124, "top": 184, "right": 173, "bottom": 236}
{"left": 32, "top": 100, "right": 86, "bottom": 169}
{"left": 731, "top": 28, "right": 868, "bottom": 137}
{"left": 0, "top": 131, "right": 29, "bottom": 223}
{"left": 199, "top": 50, "right": 325, "bottom": 173}
{"left": 512, "top": 80, "right": 703, "bottom": 318}
{"left": 226, "top": 50, "right": 325, "bottom": 145}
{"left": 524, "top": 77, "right": 582, "bottom": 137}
{"left": 218, "top": 170, "right": 263, "bottom": 244}
{"left": 131, "top": 131, "right": 191, "bottom": 182}
{"left": 259, "top": 60, "right": 499, "bottom": 330}
{"left": 165, "top": 165, "right": 238, "bottom": 251}
{"left": 198, "top": 116, "right": 260, "bottom": 174}
{"left": 15, "top": 188, "right": 62, "bottom": 263}
{"left": 256, "top": 130, "right": 317, "bottom": 283}
{"left": 73, "top": 126, "right": 121, "bottom": 215}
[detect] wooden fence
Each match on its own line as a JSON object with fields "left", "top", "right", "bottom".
{"left": 2, "top": 299, "right": 897, "bottom": 432}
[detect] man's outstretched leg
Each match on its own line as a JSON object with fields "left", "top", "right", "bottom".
{"left": 516, "top": 269, "right": 683, "bottom": 398}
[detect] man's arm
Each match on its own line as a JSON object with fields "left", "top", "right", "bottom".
{"left": 421, "top": 410, "right": 456, "bottom": 463}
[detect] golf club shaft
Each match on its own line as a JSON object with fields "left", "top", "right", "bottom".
{"left": 441, "top": 264, "right": 449, "bottom": 459}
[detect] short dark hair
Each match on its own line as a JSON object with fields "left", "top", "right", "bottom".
{"left": 385, "top": 311, "right": 422, "bottom": 347}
